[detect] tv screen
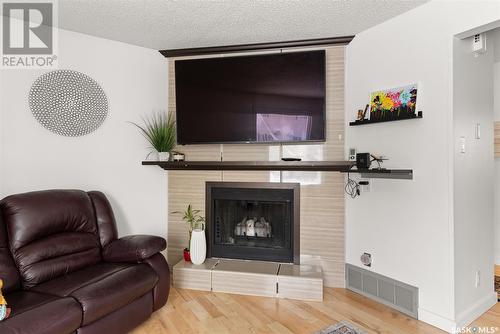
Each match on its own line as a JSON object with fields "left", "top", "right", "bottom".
{"left": 175, "top": 50, "right": 326, "bottom": 144}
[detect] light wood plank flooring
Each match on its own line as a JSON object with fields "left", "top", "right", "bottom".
{"left": 131, "top": 286, "right": 500, "bottom": 334}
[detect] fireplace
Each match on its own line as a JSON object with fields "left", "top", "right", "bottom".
{"left": 206, "top": 182, "right": 300, "bottom": 264}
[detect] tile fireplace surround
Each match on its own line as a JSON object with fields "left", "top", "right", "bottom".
{"left": 167, "top": 46, "right": 345, "bottom": 287}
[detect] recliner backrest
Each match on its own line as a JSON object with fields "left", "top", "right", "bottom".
{"left": 0, "top": 190, "right": 103, "bottom": 289}
{"left": 88, "top": 191, "right": 118, "bottom": 248}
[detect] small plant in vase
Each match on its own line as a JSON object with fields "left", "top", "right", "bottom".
{"left": 130, "top": 111, "right": 176, "bottom": 161}
{"left": 173, "top": 204, "right": 205, "bottom": 264}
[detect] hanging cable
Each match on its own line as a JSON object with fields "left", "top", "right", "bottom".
{"left": 345, "top": 168, "right": 360, "bottom": 198}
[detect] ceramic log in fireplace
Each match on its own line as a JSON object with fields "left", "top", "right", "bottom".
{"left": 206, "top": 182, "right": 300, "bottom": 264}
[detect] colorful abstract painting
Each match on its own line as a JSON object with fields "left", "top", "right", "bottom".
{"left": 369, "top": 84, "right": 418, "bottom": 121}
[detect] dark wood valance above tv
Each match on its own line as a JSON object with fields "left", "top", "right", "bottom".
{"left": 159, "top": 35, "right": 355, "bottom": 58}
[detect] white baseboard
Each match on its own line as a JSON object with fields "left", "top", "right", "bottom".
{"left": 455, "top": 292, "right": 497, "bottom": 329}
{"left": 418, "top": 308, "right": 456, "bottom": 333}
{"left": 418, "top": 293, "right": 497, "bottom": 333}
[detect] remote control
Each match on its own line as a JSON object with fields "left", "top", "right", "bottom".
{"left": 281, "top": 158, "right": 302, "bottom": 161}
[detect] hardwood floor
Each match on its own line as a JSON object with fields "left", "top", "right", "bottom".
{"left": 130, "top": 286, "right": 500, "bottom": 334}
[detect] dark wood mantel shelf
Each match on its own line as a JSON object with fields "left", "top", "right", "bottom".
{"left": 142, "top": 160, "right": 414, "bottom": 179}
{"left": 142, "top": 160, "right": 355, "bottom": 172}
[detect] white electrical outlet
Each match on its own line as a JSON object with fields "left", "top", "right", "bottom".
{"left": 475, "top": 270, "right": 481, "bottom": 288}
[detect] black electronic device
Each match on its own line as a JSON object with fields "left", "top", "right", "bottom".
{"left": 356, "top": 153, "right": 371, "bottom": 169}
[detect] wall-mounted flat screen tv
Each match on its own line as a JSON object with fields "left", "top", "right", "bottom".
{"left": 175, "top": 50, "right": 326, "bottom": 144}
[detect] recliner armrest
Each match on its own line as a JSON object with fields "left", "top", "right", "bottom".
{"left": 102, "top": 235, "right": 166, "bottom": 263}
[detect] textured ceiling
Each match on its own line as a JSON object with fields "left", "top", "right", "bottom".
{"left": 57, "top": 0, "right": 428, "bottom": 50}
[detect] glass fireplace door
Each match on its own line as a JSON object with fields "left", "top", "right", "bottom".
{"left": 209, "top": 186, "right": 295, "bottom": 263}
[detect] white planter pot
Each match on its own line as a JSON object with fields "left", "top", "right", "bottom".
{"left": 146, "top": 151, "right": 159, "bottom": 161}
{"left": 158, "top": 152, "right": 170, "bottom": 161}
{"left": 190, "top": 229, "right": 206, "bottom": 265}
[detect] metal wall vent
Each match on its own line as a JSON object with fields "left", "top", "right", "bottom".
{"left": 346, "top": 264, "right": 418, "bottom": 318}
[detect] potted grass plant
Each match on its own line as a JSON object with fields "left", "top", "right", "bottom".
{"left": 131, "top": 111, "right": 176, "bottom": 161}
{"left": 173, "top": 204, "right": 205, "bottom": 263}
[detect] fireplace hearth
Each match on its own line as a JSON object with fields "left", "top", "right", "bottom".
{"left": 206, "top": 182, "right": 300, "bottom": 264}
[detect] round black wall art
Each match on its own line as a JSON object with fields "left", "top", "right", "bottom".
{"left": 29, "top": 70, "right": 108, "bottom": 136}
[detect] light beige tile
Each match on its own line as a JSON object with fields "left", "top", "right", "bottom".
{"left": 495, "top": 122, "right": 500, "bottom": 158}
{"left": 214, "top": 258, "right": 280, "bottom": 275}
{"left": 212, "top": 271, "right": 277, "bottom": 297}
{"left": 173, "top": 259, "right": 218, "bottom": 291}
{"left": 278, "top": 276, "right": 323, "bottom": 301}
{"left": 279, "top": 263, "right": 323, "bottom": 279}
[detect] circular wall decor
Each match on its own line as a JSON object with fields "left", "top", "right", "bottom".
{"left": 29, "top": 70, "right": 108, "bottom": 137}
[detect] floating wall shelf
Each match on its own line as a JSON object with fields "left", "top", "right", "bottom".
{"left": 349, "top": 113, "right": 423, "bottom": 126}
{"left": 142, "top": 160, "right": 354, "bottom": 172}
{"left": 343, "top": 168, "right": 413, "bottom": 180}
{"left": 142, "top": 161, "right": 413, "bottom": 179}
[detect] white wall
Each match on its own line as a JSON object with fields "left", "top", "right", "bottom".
{"left": 493, "top": 30, "right": 500, "bottom": 265}
{"left": 453, "top": 33, "right": 495, "bottom": 327}
{"left": 0, "top": 27, "right": 169, "bottom": 238}
{"left": 345, "top": 1, "right": 500, "bottom": 332}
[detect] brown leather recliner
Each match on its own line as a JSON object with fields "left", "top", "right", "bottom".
{"left": 0, "top": 190, "right": 170, "bottom": 334}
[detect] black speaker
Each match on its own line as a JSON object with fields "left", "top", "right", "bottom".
{"left": 356, "top": 153, "right": 371, "bottom": 169}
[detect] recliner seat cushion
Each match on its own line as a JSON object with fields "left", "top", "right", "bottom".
{"left": 33, "top": 263, "right": 158, "bottom": 325}
{"left": 0, "top": 290, "right": 82, "bottom": 334}
{"left": 0, "top": 190, "right": 102, "bottom": 288}
{"left": 77, "top": 292, "right": 153, "bottom": 334}
{"left": 31, "top": 262, "right": 131, "bottom": 296}
{"left": 72, "top": 264, "right": 157, "bottom": 325}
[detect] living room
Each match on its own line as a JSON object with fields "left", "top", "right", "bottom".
{"left": 1, "top": 1, "right": 500, "bottom": 334}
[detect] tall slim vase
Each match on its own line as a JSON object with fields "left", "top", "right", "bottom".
{"left": 190, "top": 229, "right": 206, "bottom": 265}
